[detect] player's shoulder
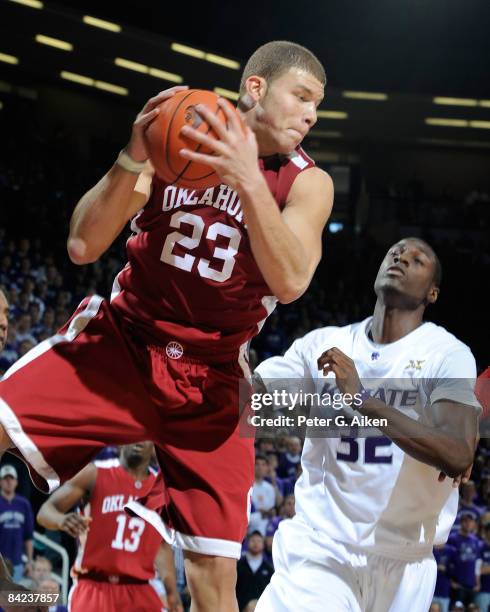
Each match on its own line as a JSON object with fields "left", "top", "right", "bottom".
{"left": 285, "top": 145, "right": 315, "bottom": 169}
{"left": 94, "top": 458, "right": 121, "bottom": 470}
{"left": 300, "top": 320, "right": 362, "bottom": 352}
{"left": 287, "top": 147, "right": 331, "bottom": 185}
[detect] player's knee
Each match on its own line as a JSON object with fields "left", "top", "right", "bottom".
{"left": 184, "top": 552, "right": 236, "bottom": 601}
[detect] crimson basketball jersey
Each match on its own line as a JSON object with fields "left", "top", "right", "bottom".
{"left": 73, "top": 459, "right": 161, "bottom": 580}
{"left": 111, "top": 148, "right": 316, "bottom": 361}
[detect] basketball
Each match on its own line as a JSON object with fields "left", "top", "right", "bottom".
{"left": 144, "top": 89, "right": 244, "bottom": 190}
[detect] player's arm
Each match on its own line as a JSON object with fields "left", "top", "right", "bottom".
{"left": 67, "top": 86, "right": 188, "bottom": 265}
{"left": 240, "top": 167, "right": 333, "bottom": 304}
{"left": 154, "top": 541, "right": 183, "bottom": 612}
{"left": 179, "top": 100, "right": 334, "bottom": 304}
{"left": 318, "top": 347, "right": 479, "bottom": 478}
{"left": 36, "top": 463, "right": 96, "bottom": 537}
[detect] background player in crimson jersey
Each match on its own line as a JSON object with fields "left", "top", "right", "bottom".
{"left": 37, "top": 442, "right": 183, "bottom": 612}
{"left": 0, "top": 41, "right": 333, "bottom": 611}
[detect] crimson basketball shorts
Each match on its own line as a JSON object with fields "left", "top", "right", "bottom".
{"left": 68, "top": 578, "right": 163, "bottom": 612}
{"left": 0, "top": 295, "right": 255, "bottom": 559}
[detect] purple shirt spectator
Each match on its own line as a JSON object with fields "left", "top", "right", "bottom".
{"left": 479, "top": 542, "right": 490, "bottom": 593}
{"left": 433, "top": 543, "right": 456, "bottom": 598}
{"left": 448, "top": 531, "right": 482, "bottom": 588}
{"left": 0, "top": 493, "right": 34, "bottom": 564}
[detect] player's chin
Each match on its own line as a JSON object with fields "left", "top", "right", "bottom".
{"left": 276, "top": 138, "right": 301, "bottom": 155}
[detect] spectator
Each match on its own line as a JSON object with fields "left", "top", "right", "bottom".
{"left": 20, "top": 555, "right": 53, "bottom": 590}
{"left": 277, "top": 436, "right": 302, "bottom": 478}
{"left": 430, "top": 603, "right": 442, "bottom": 612}
{"left": 433, "top": 542, "right": 456, "bottom": 612}
{"left": 243, "top": 600, "right": 258, "bottom": 612}
{"left": 38, "top": 577, "right": 67, "bottom": 612}
{"left": 15, "top": 313, "right": 36, "bottom": 346}
{"left": 449, "top": 511, "right": 483, "bottom": 606}
{"left": 249, "top": 455, "right": 281, "bottom": 535}
{"left": 0, "top": 465, "right": 34, "bottom": 582}
{"left": 475, "top": 523, "right": 490, "bottom": 612}
{"left": 458, "top": 481, "right": 485, "bottom": 519}
{"left": 236, "top": 531, "right": 273, "bottom": 611}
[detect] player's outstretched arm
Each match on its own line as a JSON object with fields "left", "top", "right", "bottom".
{"left": 37, "top": 463, "right": 96, "bottom": 537}
{"left": 318, "top": 347, "right": 479, "bottom": 478}
{"left": 180, "top": 100, "right": 334, "bottom": 303}
{"left": 67, "top": 86, "right": 188, "bottom": 265}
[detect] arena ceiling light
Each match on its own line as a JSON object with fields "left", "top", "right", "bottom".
{"left": 171, "top": 43, "right": 205, "bottom": 59}
{"left": 425, "top": 118, "right": 468, "bottom": 127}
{"left": 60, "top": 71, "right": 128, "bottom": 96}
{"left": 60, "top": 70, "right": 93, "bottom": 86}
{"left": 433, "top": 97, "right": 478, "bottom": 107}
{"left": 83, "top": 15, "right": 121, "bottom": 33}
{"left": 7, "top": 0, "right": 43, "bottom": 8}
{"left": 213, "top": 87, "right": 239, "bottom": 101}
{"left": 0, "top": 52, "right": 19, "bottom": 65}
{"left": 115, "top": 58, "right": 183, "bottom": 83}
{"left": 342, "top": 91, "right": 388, "bottom": 101}
{"left": 115, "top": 57, "right": 147, "bottom": 74}
{"left": 206, "top": 54, "right": 240, "bottom": 70}
{"left": 148, "top": 68, "right": 182, "bottom": 83}
{"left": 309, "top": 129, "right": 343, "bottom": 138}
{"left": 95, "top": 81, "right": 128, "bottom": 96}
{"left": 316, "top": 110, "right": 348, "bottom": 120}
{"left": 35, "top": 34, "right": 73, "bottom": 52}
{"left": 171, "top": 43, "right": 240, "bottom": 69}
{"left": 478, "top": 100, "right": 490, "bottom": 108}
{"left": 470, "top": 120, "right": 490, "bottom": 130}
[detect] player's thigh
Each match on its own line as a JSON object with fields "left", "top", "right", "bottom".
{"left": 256, "top": 520, "right": 362, "bottom": 612}
{"left": 155, "top": 427, "right": 254, "bottom": 557}
{"left": 0, "top": 296, "right": 153, "bottom": 489}
{"left": 369, "top": 555, "right": 437, "bottom": 612}
{"left": 256, "top": 561, "right": 362, "bottom": 612}
{"left": 154, "top": 361, "right": 254, "bottom": 557}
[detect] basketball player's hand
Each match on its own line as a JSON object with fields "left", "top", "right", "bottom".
{"left": 166, "top": 589, "right": 184, "bottom": 612}
{"left": 317, "top": 348, "right": 362, "bottom": 398}
{"left": 438, "top": 432, "right": 477, "bottom": 486}
{"left": 179, "top": 98, "right": 262, "bottom": 191}
{"left": 58, "top": 512, "right": 91, "bottom": 537}
{"left": 127, "top": 86, "right": 189, "bottom": 162}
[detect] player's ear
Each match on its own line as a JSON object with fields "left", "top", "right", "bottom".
{"left": 244, "top": 75, "right": 266, "bottom": 105}
{"left": 427, "top": 284, "right": 439, "bottom": 305}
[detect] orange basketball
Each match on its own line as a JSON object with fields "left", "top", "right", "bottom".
{"left": 144, "top": 89, "right": 244, "bottom": 190}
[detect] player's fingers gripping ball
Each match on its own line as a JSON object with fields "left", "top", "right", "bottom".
{"left": 144, "top": 89, "right": 245, "bottom": 190}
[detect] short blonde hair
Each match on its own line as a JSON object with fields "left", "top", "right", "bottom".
{"left": 239, "top": 41, "right": 326, "bottom": 95}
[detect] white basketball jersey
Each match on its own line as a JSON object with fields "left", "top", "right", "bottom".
{"left": 256, "top": 317, "right": 479, "bottom": 561}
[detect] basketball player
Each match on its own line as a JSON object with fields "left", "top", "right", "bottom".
{"left": 37, "top": 442, "right": 182, "bottom": 612}
{"left": 0, "top": 41, "right": 333, "bottom": 611}
{"left": 253, "top": 237, "right": 479, "bottom": 612}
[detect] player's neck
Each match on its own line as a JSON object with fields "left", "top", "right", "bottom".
{"left": 370, "top": 303, "right": 424, "bottom": 344}
{"left": 120, "top": 458, "right": 149, "bottom": 480}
